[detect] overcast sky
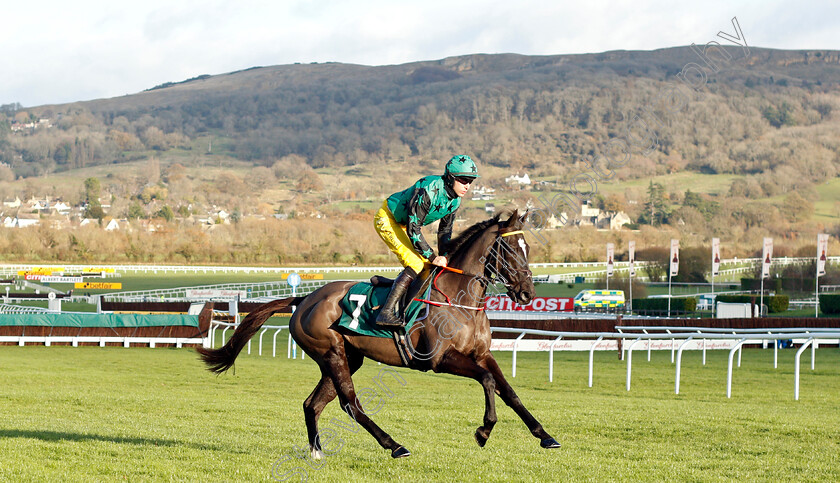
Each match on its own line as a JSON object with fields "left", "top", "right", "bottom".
{"left": 3, "top": 0, "right": 838, "bottom": 107}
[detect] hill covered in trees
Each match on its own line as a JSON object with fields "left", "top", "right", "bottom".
{"left": 2, "top": 47, "right": 839, "bottom": 182}
{"left": 2, "top": 46, "right": 840, "bottom": 264}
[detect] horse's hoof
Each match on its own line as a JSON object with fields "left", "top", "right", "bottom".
{"left": 474, "top": 430, "right": 488, "bottom": 447}
{"left": 391, "top": 446, "right": 411, "bottom": 458}
{"left": 540, "top": 437, "right": 561, "bottom": 449}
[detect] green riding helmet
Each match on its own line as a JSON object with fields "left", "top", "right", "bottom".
{"left": 444, "top": 155, "right": 480, "bottom": 179}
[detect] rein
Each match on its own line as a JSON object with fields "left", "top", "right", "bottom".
{"left": 412, "top": 228, "right": 527, "bottom": 311}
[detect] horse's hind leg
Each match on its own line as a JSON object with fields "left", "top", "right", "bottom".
{"left": 303, "top": 377, "right": 337, "bottom": 460}
{"left": 322, "top": 349, "right": 409, "bottom": 458}
{"left": 479, "top": 355, "right": 560, "bottom": 449}
{"left": 435, "top": 350, "right": 498, "bottom": 447}
{"left": 304, "top": 352, "right": 364, "bottom": 460}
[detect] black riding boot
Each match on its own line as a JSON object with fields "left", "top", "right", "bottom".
{"left": 375, "top": 268, "right": 417, "bottom": 328}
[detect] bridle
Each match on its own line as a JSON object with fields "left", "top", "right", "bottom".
{"left": 414, "top": 224, "right": 533, "bottom": 311}
{"left": 487, "top": 226, "right": 533, "bottom": 294}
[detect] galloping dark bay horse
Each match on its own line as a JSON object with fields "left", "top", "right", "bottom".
{"left": 198, "top": 211, "right": 560, "bottom": 458}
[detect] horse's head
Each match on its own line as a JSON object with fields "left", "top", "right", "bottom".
{"left": 486, "top": 211, "right": 535, "bottom": 305}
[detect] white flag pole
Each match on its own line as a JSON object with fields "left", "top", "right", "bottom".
{"left": 711, "top": 238, "right": 718, "bottom": 297}
{"left": 668, "top": 239, "right": 678, "bottom": 317}
{"left": 629, "top": 241, "right": 635, "bottom": 315}
{"left": 760, "top": 276, "right": 764, "bottom": 317}
{"left": 816, "top": 234, "right": 828, "bottom": 318}
{"left": 816, "top": 262, "right": 820, "bottom": 318}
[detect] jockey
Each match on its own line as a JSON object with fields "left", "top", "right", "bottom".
{"left": 374, "top": 155, "right": 479, "bottom": 327}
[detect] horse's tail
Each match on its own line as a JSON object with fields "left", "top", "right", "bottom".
{"left": 197, "top": 296, "right": 307, "bottom": 374}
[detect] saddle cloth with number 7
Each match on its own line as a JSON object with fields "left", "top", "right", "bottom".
{"left": 337, "top": 282, "right": 430, "bottom": 337}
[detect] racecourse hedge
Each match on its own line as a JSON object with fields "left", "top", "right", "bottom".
{"left": 740, "top": 278, "right": 782, "bottom": 293}
{"left": 740, "top": 277, "right": 818, "bottom": 293}
{"left": 632, "top": 297, "right": 696, "bottom": 315}
{"left": 715, "top": 294, "right": 790, "bottom": 313}
{"left": 781, "top": 277, "right": 817, "bottom": 292}
{"left": 819, "top": 294, "right": 840, "bottom": 314}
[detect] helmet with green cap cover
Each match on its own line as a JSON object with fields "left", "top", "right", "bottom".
{"left": 444, "top": 155, "right": 479, "bottom": 179}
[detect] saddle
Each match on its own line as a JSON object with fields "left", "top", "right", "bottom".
{"left": 370, "top": 268, "right": 434, "bottom": 314}
{"left": 368, "top": 268, "right": 437, "bottom": 369}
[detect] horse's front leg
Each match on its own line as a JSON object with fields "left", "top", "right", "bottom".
{"left": 479, "top": 354, "right": 561, "bottom": 449}
{"left": 435, "top": 349, "right": 498, "bottom": 447}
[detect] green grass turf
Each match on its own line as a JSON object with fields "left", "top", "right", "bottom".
{"left": 594, "top": 172, "right": 742, "bottom": 197}
{"left": 813, "top": 177, "right": 840, "bottom": 223}
{"left": 1, "top": 345, "right": 838, "bottom": 481}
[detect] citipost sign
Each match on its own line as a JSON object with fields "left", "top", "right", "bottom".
{"left": 485, "top": 296, "right": 573, "bottom": 312}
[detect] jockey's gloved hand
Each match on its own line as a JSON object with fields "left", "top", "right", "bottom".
{"left": 432, "top": 256, "right": 448, "bottom": 267}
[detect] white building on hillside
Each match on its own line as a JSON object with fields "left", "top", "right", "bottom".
{"left": 505, "top": 173, "right": 531, "bottom": 186}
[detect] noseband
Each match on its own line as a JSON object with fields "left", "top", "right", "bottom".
{"left": 489, "top": 227, "right": 532, "bottom": 293}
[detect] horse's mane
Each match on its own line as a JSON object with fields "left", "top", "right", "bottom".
{"left": 446, "top": 213, "right": 504, "bottom": 258}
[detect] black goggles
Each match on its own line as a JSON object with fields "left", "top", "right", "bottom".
{"left": 453, "top": 175, "right": 476, "bottom": 185}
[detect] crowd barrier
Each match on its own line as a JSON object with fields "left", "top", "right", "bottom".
{"left": 489, "top": 326, "right": 840, "bottom": 400}
{"left": 207, "top": 312, "right": 840, "bottom": 401}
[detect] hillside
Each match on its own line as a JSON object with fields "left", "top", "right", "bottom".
{"left": 3, "top": 46, "right": 840, "bottom": 175}
{"left": 1, "top": 46, "right": 840, "bottom": 264}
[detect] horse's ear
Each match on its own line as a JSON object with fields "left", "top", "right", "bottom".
{"left": 519, "top": 209, "right": 531, "bottom": 225}
{"left": 506, "top": 210, "right": 520, "bottom": 227}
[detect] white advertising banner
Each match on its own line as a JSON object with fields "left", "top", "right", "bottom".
{"left": 761, "top": 237, "right": 773, "bottom": 279}
{"left": 38, "top": 276, "right": 84, "bottom": 283}
{"left": 817, "top": 233, "right": 829, "bottom": 277}
{"left": 489, "top": 338, "right": 740, "bottom": 352}
{"left": 185, "top": 289, "right": 248, "bottom": 299}
{"left": 712, "top": 237, "right": 721, "bottom": 277}
{"left": 606, "top": 243, "right": 615, "bottom": 277}
{"left": 670, "top": 239, "right": 679, "bottom": 277}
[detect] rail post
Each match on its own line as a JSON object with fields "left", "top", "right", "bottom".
{"left": 549, "top": 335, "right": 563, "bottom": 382}
{"left": 512, "top": 332, "right": 526, "bottom": 378}
{"left": 726, "top": 337, "right": 748, "bottom": 398}
{"left": 258, "top": 328, "right": 268, "bottom": 356}
{"left": 272, "top": 328, "right": 282, "bottom": 357}
{"left": 588, "top": 336, "right": 604, "bottom": 388}
{"left": 675, "top": 336, "right": 694, "bottom": 394}
{"left": 794, "top": 338, "right": 815, "bottom": 400}
{"left": 626, "top": 337, "right": 644, "bottom": 391}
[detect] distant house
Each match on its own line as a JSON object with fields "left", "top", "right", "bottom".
{"left": 3, "top": 214, "right": 40, "bottom": 228}
{"left": 29, "top": 199, "right": 49, "bottom": 212}
{"left": 577, "top": 201, "right": 632, "bottom": 230}
{"left": 580, "top": 201, "right": 600, "bottom": 219}
{"left": 485, "top": 203, "right": 495, "bottom": 214}
{"left": 2, "top": 197, "right": 21, "bottom": 209}
{"left": 505, "top": 173, "right": 531, "bottom": 186}
{"left": 609, "top": 212, "right": 632, "bottom": 230}
{"left": 471, "top": 186, "right": 496, "bottom": 201}
{"left": 11, "top": 119, "right": 52, "bottom": 132}
{"left": 52, "top": 201, "right": 72, "bottom": 215}
{"left": 104, "top": 219, "right": 121, "bottom": 231}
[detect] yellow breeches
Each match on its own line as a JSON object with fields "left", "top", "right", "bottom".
{"left": 374, "top": 201, "right": 426, "bottom": 273}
